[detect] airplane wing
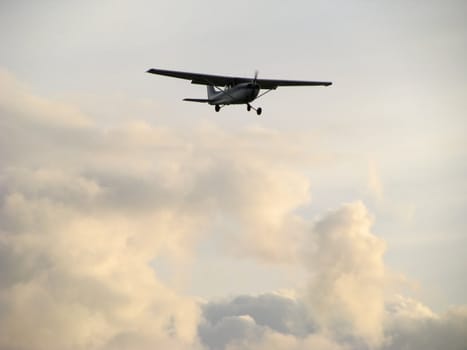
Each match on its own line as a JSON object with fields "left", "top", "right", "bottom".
{"left": 254, "top": 78, "right": 332, "bottom": 89}
{"left": 147, "top": 68, "right": 332, "bottom": 90}
{"left": 147, "top": 68, "right": 249, "bottom": 87}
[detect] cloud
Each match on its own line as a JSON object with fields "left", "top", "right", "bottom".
{"left": 0, "top": 70, "right": 314, "bottom": 349}
{"left": 199, "top": 292, "right": 314, "bottom": 349}
{"left": 225, "top": 330, "right": 348, "bottom": 350}
{"left": 0, "top": 71, "right": 204, "bottom": 350}
{"left": 196, "top": 201, "right": 466, "bottom": 350}
{"left": 198, "top": 202, "right": 388, "bottom": 349}
{"left": 200, "top": 314, "right": 263, "bottom": 350}
{"left": 0, "top": 70, "right": 92, "bottom": 129}
{"left": 198, "top": 292, "right": 467, "bottom": 350}
{"left": 383, "top": 296, "right": 467, "bottom": 350}
{"left": 302, "top": 202, "right": 387, "bottom": 346}
{"left": 1, "top": 69, "right": 466, "bottom": 350}
{"left": 0, "top": 190, "right": 203, "bottom": 350}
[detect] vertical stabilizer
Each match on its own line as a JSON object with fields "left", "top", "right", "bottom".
{"left": 207, "top": 85, "right": 216, "bottom": 99}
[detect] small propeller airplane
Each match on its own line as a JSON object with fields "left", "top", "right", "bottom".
{"left": 146, "top": 68, "right": 332, "bottom": 115}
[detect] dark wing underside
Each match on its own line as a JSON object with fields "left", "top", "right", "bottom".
{"left": 254, "top": 78, "right": 332, "bottom": 89}
{"left": 147, "top": 68, "right": 248, "bottom": 86}
{"left": 147, "top": 68, "right": 332, "bottom": 90}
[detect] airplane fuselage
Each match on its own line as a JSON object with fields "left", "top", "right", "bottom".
{"left": 208, "top": 83, "right": 260, "bottom": 105}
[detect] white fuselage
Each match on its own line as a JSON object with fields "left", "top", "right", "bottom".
{"left": 208, "top": 83, "right": 260, "bottom": 105}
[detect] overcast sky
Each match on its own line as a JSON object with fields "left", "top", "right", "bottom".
{"left": 0, "top": 1, "right": 466, "bottom": 349}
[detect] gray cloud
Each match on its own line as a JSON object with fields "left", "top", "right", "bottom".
{"left": 199, "top": 293, "right": 314, "bottom": 349}
{"left": 200, "top": 314, "right": 264, "bottom": 350}
{"left": 199, "top": 293, "right": 467, "bottom": 350}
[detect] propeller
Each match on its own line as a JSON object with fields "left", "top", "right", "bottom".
{"left": 248, "top": 70, "right": 259, "bottom": 89}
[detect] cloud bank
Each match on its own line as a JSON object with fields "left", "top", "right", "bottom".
{"left": 199, "top": 292, "right": 467, "bottom": 350}
{"left": 0, "top": 70, "right": 466, "bottom": 350}
{"left": 0, "top": 69, "right": 312, "bottom": 349}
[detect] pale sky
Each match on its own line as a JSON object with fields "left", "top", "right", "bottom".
{"left": 0, "top": 1, "right": 466, "bottom": 349}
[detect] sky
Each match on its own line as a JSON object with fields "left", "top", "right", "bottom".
{"left": 0, "top": 1, "right": 466, "bottom": 349}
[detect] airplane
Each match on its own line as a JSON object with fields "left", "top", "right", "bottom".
{"left": 146, "top": 68, "right": 332, "bottom": 115}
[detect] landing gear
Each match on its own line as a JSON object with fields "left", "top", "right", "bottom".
{"left": 215, "top": 105, "right": 220, "bottom": 112}
{"left": 247, "top": 104, "right": 262, "bottom": 116}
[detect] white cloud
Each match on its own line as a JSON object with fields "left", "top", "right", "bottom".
{"left": 198, "top": 203, "right": 465, "bottom": 350}
{"left": 197, "top": 202, "right": 388, "bottom": 349}
{"left": 0, "top": 69, "right": 91, "bottom": 129}
{"left": 0, "top": 71, "right": 205, "bottom": 350}
{"left": 1, "top": 70, "right": 466, "bottom": 350}
{"left": 0, "top": 70, "right": 314, "bottom": 349}
{"left": 383, "top": 297, "right": 467, "bottom": 350}
{"left": 195, "top": 200, "right": 467, "bottom": 349}
{"left": 302, "top": 202, "right": 387, "bottom": 346}
{"left": 0, "top": 191, "right": 203, "bottom": 350}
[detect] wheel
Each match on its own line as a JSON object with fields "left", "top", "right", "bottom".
{"left": 215, "top": 105, "right": 220, "bottom": 112}
{"left": 256, "top": 107, "right": 262, "bottom": 116}
{"left": 247, "top": 104, "right": 251, "bottom": 112}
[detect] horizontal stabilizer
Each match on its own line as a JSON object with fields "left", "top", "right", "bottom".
{"left": 183, "top": 98, "right": 211, "bottom": 103}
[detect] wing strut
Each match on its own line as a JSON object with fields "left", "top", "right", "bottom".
{"left": 256, "top": 89, "right": 274, "bottom": 100}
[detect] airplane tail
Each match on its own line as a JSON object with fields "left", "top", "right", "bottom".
{"left": 182, "top": 86, "right": 217, "bottom": 103}
{"left": 207, "top": 85, "right": 217, "bottom": 99}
